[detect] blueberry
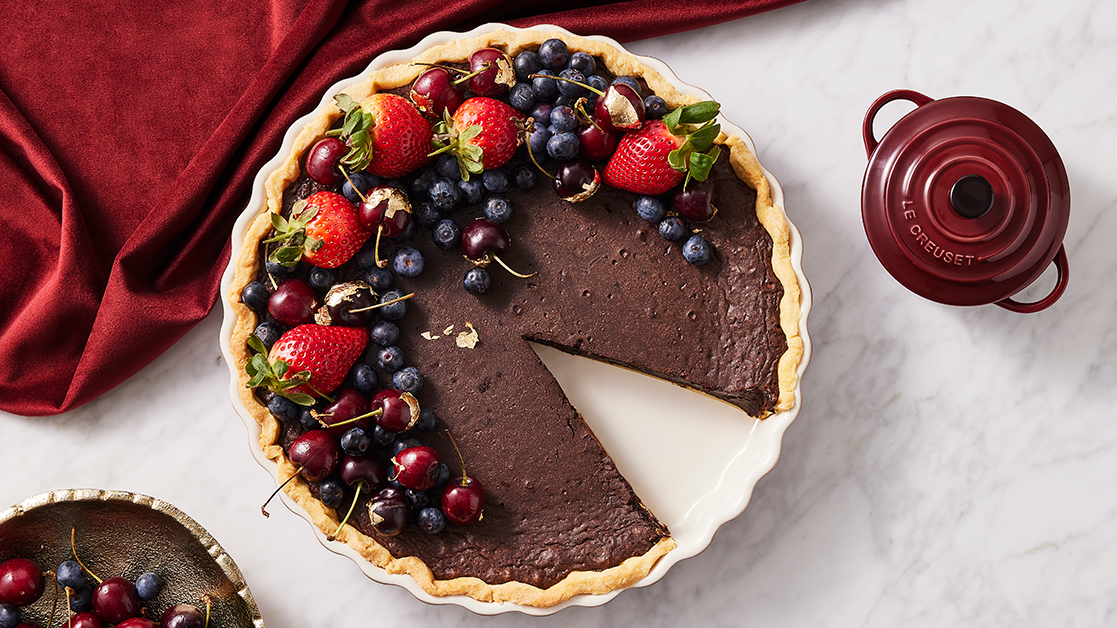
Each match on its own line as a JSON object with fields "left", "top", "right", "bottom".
{"left": 611, "top": 75, "right": 642, "bottom": 97}
{"left": 372, "top": 423, "right": 396, "bottom": 447}
{"left": 135, "top": 572, "right": 161, "bottom": 601}
{"left": 412, "top": 200, "right": 441, "bottom": 227}
{"left": 415, "top": 407, "right": 438, "bottom": 432}
{"left": 539, "top": 38, "right": 569, "bottom": 69}
{"left": 348, "top": 362, "right": 378, "bottom": 396}
{"left": 549, "top": 105, "right": 577, "bottom": 132}
{"left": 417, "top": 507, "right": 447, "bottom": 534}
{"left": 354, "top": 241, "right": 380, "bottom": 269}
{"left": 240, "top": 281, "right": 269, "bottom": 311}
{"left": 586, "top": 74, "right": 609, "bottom": 101}
{"left": 556, "top": 69, "right": 587, "bottom": 98}
{"left": 458, "top": 177, "right": 485, "bottom": 206}
{"left": 0, "top": 604, "right": 21, "bottom": 628}
{"left": 682, "top": 235, "right": 713, "bottom": 265}
{"left": 513, "top": 164, "right": 538, "bottom": 189}
{"left": 392, "top": 366, "right": 423, "bottom": 394}
{"left": 531, "top": 69, "right": 558, "bottom": 101}
{"left": 483, "top": 195, "right": 514, "bottom": 223}
{"left": 463, "top": 267, "right": 492, "bottom": 295}
{"left": 635, "top": 195, "right": 667, "bottom": 223}
{"left": 341, "top": 426, "right": 371, "bottom": 456}
{"left": 529, "top": 102, "right": 553, "bottom": 126}
{"left": 658, "top": 216, "right": 688, "bottom": 242}
{"left": 68, "top": 586, "right": 93, "bottom": 612}
{"left": 392, "top": 436, "right": 423, "bottom": 456}
{"left": 566, "top": 51, "right": 596, "bottom": 75}
{"left": 396, "top": 216, "right": 417, "bottom": 242}
{"left": 268, "top": 395, "right": 299, "bottom": 423}
{"left": 433, "top": 462, "right": 451, "bottom": 489}
{"left": 508, "top": 82, "right": 536, "bottom": 111}
{"left": 308, "top": 266, "right": 336, "bottom": 293}
{"left": 299, "top": 407, "right": 320, "bottom": 431}
{"left": 428, "top": 176, "right": 461, "bottom": 212}
{"left": 318, "top": 478, "right": 345, "bottom": 509}
{"left": 405, "top": 488, "right": 431, "bottom": 510}
{"left": 370, "top": 320, "right": 400, "bottom": 346}
{"left": 528, "top": 124, "right": 552, "bottom": 158}
{"left": 365, "top": 266, "right": 393, "bottom": 292}
{"left": 435, "top": 154, "right": 462, "bottom": 181}
{"left": 547, "top": 131, "right": 580, "bottom": 161}
{"left": 265, "top": 258, "right": 292, "bottom": 278}
{"left": 513, "top": 50, "right": 542, "bottom": 81}
{"left": 377, "top": 345, "right": 404, "bottom": 372}
{"left": 253, "top": 321, "right": 282, "bottom": 351}
{"left": 392, "top": 247, "right": 425, "bottom": 278}
{"left": 377, "top": 290, "right": 408, "bottom": 321}
{"left": 56, "top": 560, "right": 84, "bottom": 589}
{"left": 482, "top": 168, "right": 512, "bottom": 194}
{"left": 342, "top": 171, "right": 382, "bottom": 204}
{"left": 407, "top": 167, "right": 438, "bottom": 198}
{"left": 644, "top": 94, "right": 668, "bottom": 119}
{"left": 432, "top": 218, "right": 462, "bottom": 251}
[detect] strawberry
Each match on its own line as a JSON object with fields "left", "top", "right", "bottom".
{"left": 332, "top": 93, "right": 433, "bottom": 178}
{"left": 603, "top": 101, "right": 722, "bottom": 195}
{"left": 245, "top": 324, "right": 368, "bottom": 404}
{"left": 430, "top": 96, "right": 526, "bottom": 179}
{"left": 266, "top": 191, "right": 370, "bottom": 269}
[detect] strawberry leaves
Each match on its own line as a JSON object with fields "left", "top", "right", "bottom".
{"left": 327, "top": 94, "right": 375, "bottom": 172}
{"left": 263, "top": 199, "right": 321, "bottom": 268}
{"left": 663, "top": 101, "right": 722, "bottom": 188}
{"left": 429, "top": 109, "right": 484, "bottom": 179}
{"left": 244, "top": 335, "right": 317, "bottom": 406}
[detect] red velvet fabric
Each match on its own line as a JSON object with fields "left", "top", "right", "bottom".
{"left": 0, "top": 0, "right": 803, "bottom": 416}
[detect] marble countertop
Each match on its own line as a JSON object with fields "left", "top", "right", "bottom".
{"left": 4, "top": 0, "right": 1116, "bottom": 625}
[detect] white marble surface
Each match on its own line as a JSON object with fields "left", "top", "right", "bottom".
{"left": 4, "top": 0, "right": 1117, "bottom": 625}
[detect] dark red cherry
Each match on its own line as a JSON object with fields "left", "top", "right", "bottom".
{"left": 578, "top": 123, "right": 621, "bottom": 161}
{"left": 322, "top": 281, "right": 378, "bottom": 326}
{"left": 289, "top": 429, "right": 341, "bottom": 482}
{"left": 116, "top": 618, "right": 157, "bottom": 628}
{"left": 673, "top": 179, "right": 717, "bottom": 221}
{"left": 553, "top": 160, "right": 601, "bottom": 202}
{"left": 305, "top": 137, "right": 348, "bottom": 185}
{"left": 410, "top": 67, "right": 465, "bottom": 117}
{"left": 392, "top": 446, "right": 442, "bottom": 491}
{"left": 63, "top": 612, "right": 104, "bottom": 628}
{"left": 316, "top": 388, "right": 370, "bottom": 437}
{"left": 358, "top": 186, "right": 412, "bottom": 238}
{"left": 468, "top": 48, "right": 515, "bottom": 97}
{"left": 340, "top": 454, "right": 388, "bottom": 493}
{"left": 267, "top": 278, "right": 318, "bottom": 327}
{"left": 367, "top": 491, "right": 409, "bottom": 536}
{"left": 372, "top": 389, "right": 419, "bottom": 432}
{"left": 442, "top": 475, "right": 485, "bottom": 524}
{"left": 594, "top": 83, "right": 645, "bottom": 131}
{"left": 92, "top": 577, "right": 141, "bottom": 624}
{"left": 160, "top": 604, "right": 205, "bottom": 628}
{"left": 0, "top": 558, "right": 45, "bottom": 606}
{"left": 460, "top": 218, "right": 510, "bottom": 262}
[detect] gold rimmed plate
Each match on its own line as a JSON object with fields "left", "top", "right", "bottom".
{"left": 0, "top": 489, "right": 263, "bottom": 627}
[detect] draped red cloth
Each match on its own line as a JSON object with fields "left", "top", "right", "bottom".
{"left": 0, "top": 0, "right": 803, "bottom": 416}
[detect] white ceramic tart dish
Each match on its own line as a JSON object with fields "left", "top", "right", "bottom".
{"left": 219, "top": 23, "right": 811, "bottom": 614}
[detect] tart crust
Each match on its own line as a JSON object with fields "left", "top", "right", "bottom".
{"left": 226, "top": 28, "right": 802, "bottom": 607}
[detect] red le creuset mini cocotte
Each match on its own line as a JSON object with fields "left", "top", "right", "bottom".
{"left": 861, "top": 89, "right": 1071, "bottom": 313}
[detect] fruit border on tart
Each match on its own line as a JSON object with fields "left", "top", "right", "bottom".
{"left": 223, "top": 25, "right": 807, "bottom": 610}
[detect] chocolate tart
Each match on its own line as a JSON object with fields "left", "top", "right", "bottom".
{"left": 221, "top": 25, "right": 808, "bottom": 611}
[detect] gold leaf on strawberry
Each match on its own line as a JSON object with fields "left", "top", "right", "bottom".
{"left": 603, "top": 100, "right": 722, "bottom": 195}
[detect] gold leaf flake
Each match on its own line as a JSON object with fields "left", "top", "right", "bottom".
{"left": 455, "top": 322, "right": 479, "bottom": 349}
{"left": 421, "top": 332, "right": 440, "bottom": 341}
{"left": 443, "top": 325, "right": 455, "bottom": 335}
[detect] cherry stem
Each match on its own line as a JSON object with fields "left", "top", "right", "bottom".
{"left": 70, "top": 527, "right": 103, "bottom": 584}
{"left": 491, "top": 253, "right": 537, "bottom": 279}
{"left": 529, "top": 73, "right": 604, "bottom": 98}
{"left": 445, "top": 430, "right": 468, "bottom": 486}
{"left": 409, "top": 61, "right": 490, "bottom": 86}
{"left": 314, "top": 407, "right": 382, "bottom": 430}
{"left": 261, "top": 467, "right": 301, "bottom": 517}
{"left": 524, "top": 130, "right": 556, "bottom": 181}
{"left": 329, "top": 479, "right": 366, "bottom": 540}
{"left": 45, "top": 573, "right": 59, "bottom": 628}
{"left": 348, "top": 291, "right": 415, "bottom": 314}
{"left": 373, "top": 224, "right": 386, "bottom": 269}
{"left": 200, "top": 595, "right": 212, "bottom": 628}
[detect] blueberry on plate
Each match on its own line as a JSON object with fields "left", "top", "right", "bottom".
{"left": 135, "top": 572, "right": 161, "bottom": 601}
